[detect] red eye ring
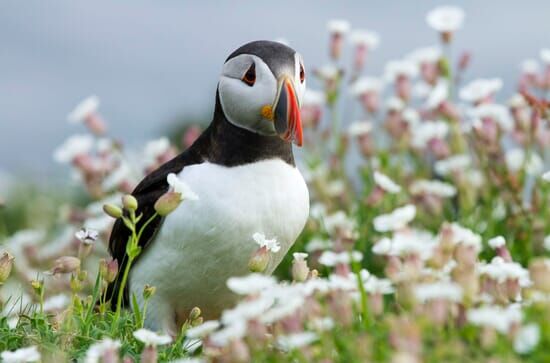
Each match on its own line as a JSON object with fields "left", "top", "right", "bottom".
{"left": 299, "top": 64, "right": 305, "bottom": 83}
{"left": 242, "top": 63, "right": 256, "bottom": 86}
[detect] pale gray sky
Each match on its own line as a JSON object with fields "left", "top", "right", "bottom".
{"left": 1, "top": 1, "right": 549, "bottom": 175}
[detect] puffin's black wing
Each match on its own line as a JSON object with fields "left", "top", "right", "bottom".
{"left": 106, "top": 137, "right": 207, "bottom": 308}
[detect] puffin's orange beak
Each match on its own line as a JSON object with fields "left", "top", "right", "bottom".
{"left": 273, "top": 77, "right": 303, "bottom": 147}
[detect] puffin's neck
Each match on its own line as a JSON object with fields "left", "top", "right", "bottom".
{"left": 202, "top": 92, "right": 295, "bottom": 167}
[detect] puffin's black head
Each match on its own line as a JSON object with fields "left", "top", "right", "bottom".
{"left": 218, "top": 40, "right": 305, "bottom": 146}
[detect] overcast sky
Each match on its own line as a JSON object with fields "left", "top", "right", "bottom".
{"left": 1, "top": 1, "right": 549, "bottom": 176}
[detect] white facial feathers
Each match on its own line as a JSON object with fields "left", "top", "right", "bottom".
{"left": 218, "top": 52, "right": 306, "bottom": 135}
{"left": 219, "top": 54, "right": 278, "bottom": 135}
{"left": 294, "top": 52, "right": 306, "bottom": 106}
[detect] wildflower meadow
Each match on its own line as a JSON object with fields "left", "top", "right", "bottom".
{"left": 2, "top": 5, "right": 550, "bottom": 363}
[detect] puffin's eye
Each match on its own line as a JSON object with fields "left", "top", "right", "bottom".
{"left": 299, "top": 64, "right": 305, "bottom": 83}
{"left": 242, "top": 62, "right": 256, "bottom": 86}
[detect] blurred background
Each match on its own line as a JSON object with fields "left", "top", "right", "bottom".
{"left": 1, "top": 0, "right": 549, "bottom": 177}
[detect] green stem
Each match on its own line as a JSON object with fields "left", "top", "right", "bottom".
{"left": 112, "top": 212, "right": 159, "bottom": 329}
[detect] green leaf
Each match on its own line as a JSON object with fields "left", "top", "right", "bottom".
{"left": 131, "top": 293, "right": 143, "bottom": 328}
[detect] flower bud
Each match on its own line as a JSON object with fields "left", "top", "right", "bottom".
{"left": 248, "top": 246, "right": 270, "bottom": 272}
{"left": 84, "top": 112, "right": 107, "bottom": 136}
{"left": 529, "top": 258, "right": 550, "bottom": 293}
{"left": 103, "top": 203, "right": 123, "bottom": 219}
{"left": 31, "top": 278, "right": 44, "bottom": 296}
{"left": 154, "top": 191, "right": 182, "bottom": 216}
{"left": 189, "top": 306, "right": 201, "bottom": 321}
{"left": 78, "top": 243, "right": 93, "bottom": 260}
{"left": 228, "top": 339, "right": 250, "bottom": 363}
{"left": 0, "top": 251, "right": 15, "bottom": 284}
{"left": 70, "top": 274, "right": 81, "bottom": 292}
{"left": 140, "top": 345, "right": 157, "bottom": 363}
{"left": 291, "top": 253, "right": 310, "bottom": 282}
{"left": 50, "top": 256, "right": 81, "bottom": 275}
{"left": 99, "top": 258, "right": 118, "bottom": 283}
{"left": 143, "top": 284, "right": 156, "bottom": 300}
{"left": 122, "top": 195, "right": 138, "bottom": 211}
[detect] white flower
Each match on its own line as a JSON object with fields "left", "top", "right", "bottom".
{"left": 447, "top": 223, "right": 482, "bottom": 252}
{"left": 467, "top": 304, "right": 522, "bottom": 333}
{"left": 53, "top": 134, "right": 94, "bottom": 163}
{"left": 372, "top": 229, "right": 437, "bottom": 259}
{"left": 459, "top": 78, "right": 502, "bottom": 103}
{"left": 514, "top": 323, "right": 540, "bottom": 354}
{"left": 488, "top": 236, "right": 506, "bottom": 249}
{"left": 426, "top": 5, "right": 465, "bottom": 32}
{"left": 96, "top": 138, "right": 115, "bottom": 153}
{"left": 252, "top": 232, "right": 280, "bottom": 253}
{"left": 302, "top": 89, "right": 325, "bottom": 107}
{"left": 350, "top": 77, "right": 384, "bottom": 96}
{"left": 521, "top": 59, "right": 540, "bottom": 75}
{"left": 414, "top": 281, "right": 462, "bottom": 303}
{"left": 363, "top": 275, "right": 394, "bottom": 294}
{"left": 1, "top": 346, "right": 41, "bottom": 363}
{"left": 374, "top": 171, "right": 401, "bottom": 193}
{"left": 293, "top": 252, "right": 308, "bottom": 261}
{"left": 305, "top": 238, "right": 333, "bottom": 253}
{"left": 102, "top": 162, "right": 133, "bottom": 191}
{"left": 505, "top": 148, "right": 544, "bottom": 175}
{"left": 411, "top": 121, "right": 449, "bottom": 148}
{"left": 323, "top": 211, "right": 356, "bottom": 235}
{"left": 328, "top": 273, "right": 358, "bottom": 291}
{"left": 277, "top": 332, "right": 318, "bottom": 350}
{"left": 466, "top": 169, "right": 484, "bottom": 188}
{"left": 185, "top": 320, "right": 220, "bottom": 339}
{"left": 386, "top": 96, "right": 405, "bottom": 111}
{"left": 309, "top": 202, "right": 326, "bottom": 219}
{"left": 407, "top": 46, "right": 442, "bottom": 65}
{"left": 478, "top": 257, "right": 531, "bottom": 287}
{"left": 348, "top": 121, "right": 373, "bottom": 136}
{"left": 67, "top": 95, "right": 99, "bottom": 123}
{"left": 315, "top": 65, "right": 340, "bottom": 80}
{"left": 310, "top": 317, "right": 335, "bottom": 331}
{"left": 327, "top": 19, "right": 350, "bottom": 34}
{"left": 508, "top": 93, "right": 528, "bottom": 108}
{"left": 542, "top": 171, "right": 550, "bottom": 182}
{"left": 85, "top": 338, "right": 121, "bottom": 363}
{"left": 226, "top": 273, "right": 277, "bottom": 295}
{"left": 260, "top": 294, "right": 304, "bottom": 324}
{"left": 540, "top": 48, "right": 550, "bottom": 64}
{"left": 318, "top": 251, "right": 363, "bottom": 266}
{"left": 413, "top": 81, "right": 432, "bottom": 99}
{"left": 468, "top": 103, "right": 513, "bottom": 131}
{"left": 373, "top": 204, "right": 416, "bottom": 232}
{"left": 326, "top": 179, "right": 346, "bottom": 196}
{"left": 133, "top": 329, "right": 172, "bottom": 346}
{"left": 410, "top": 179, "right": 457, "bottom": 198}
{"left": 402, "top": 109, "right": 420, "bottom": 126}
{"left": 209, "top": 320, "right": 246, "bottom": 347}
{"left": 166, "top": 173, "right": 199, "bottom": 200}
{"left": 425, "top": 79, "right": 449, "bottom": 109}
{"left": 434, "top": 154, "right": 471, "bottom": 175}
{"left": 222, "top": 295, "right": 275, "bottom": 324}
{"left": 143, "top": 137, "right": 171, "bottom": 166}
{"left": 384, "top": 59, "right": 418, "bottom": 81}
{"left": 75, "top": 228, "right": 98, "bottom": 244}
{"left": 350, "top": 29, "right": 380, "bottom": 49}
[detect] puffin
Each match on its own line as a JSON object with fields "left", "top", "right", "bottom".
{"left": 107, "top": 40, "right": 310, "bottom": 333}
